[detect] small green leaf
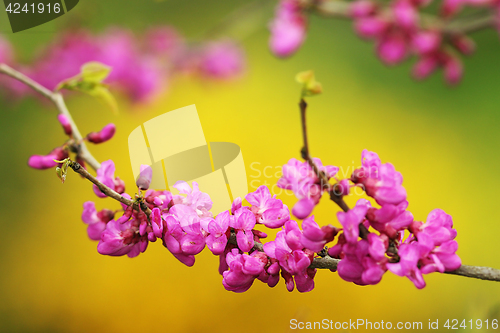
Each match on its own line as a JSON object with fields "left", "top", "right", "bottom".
{"left": 55, "top": 61, "right": 118, "bottom": 114}
{"left": 55, "top": 167, "right": 66, "bottom": 183}
{"left": 81, "top": 62, "right": 112, "bottom": 83}
{"left": 296, "top": 70, "right": 323, "bottom": 97}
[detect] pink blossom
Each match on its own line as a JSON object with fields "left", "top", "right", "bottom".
{"left": 350, "top": 0, "right": 377, "bottom": 18}
{"left": 337, "top": 199, "right": 371, "bottom": 244}
{"left": 231, "top": 197, "right": 242, "bottom": 214}
{"left": 199, "top": 41, "right": 245, "bottom": 79}
{"left": 264, "top": 230, "right": 313, "bottom": 280}
{"left": 354, "top": 17, "right": 389, "bottom": 39}
{"left": 352, "top": 150, "right": 407, "bottom": 206}
{"left": 150, "top": 207, "right": 164, "bottom": 239}
{"left": 269, "top": 0, "right": 307, "bottom": 58}
{"left": 205, "top": 210, "right": 230, "bottom": 255}
{"left": 222, "top": 249, "right": 267, "bottom": 292}
{"left": 412, "top": 55, "right": 439, "bottom": 80}
{"left": 173, "top": 181, "right": 213, "bottom": 217}
{"left": 93, "top": 160, "right": 125, "bottom": 198}
{"left": 300, "top": 216, "right": 339, "bottom": 252}
{"left": 230, "top": 208, "right": 256, "bottom": 252}
{"left": 387, "top": 242, "right": 426, "bottom": 288}
{"left": 367, "top": 200, "right": 414, "bottom": 237}
{"left": 87, "top": 123, "right": 116, "bottom": 144}
{"left": 28, "top": 147, "right": 68, "bottom": 170}
{"left": 278, "top": 157, "right": 338, "bottom": 219}
{"left": 81, "top": 201, "right": 114, "bottom": 240}
{"left": 377, "top": 32, "right": 408, "bottom": 65}
{"left": 337, "top": 237, "right": 387, "bottom": 285}
{"left": 415, "top": 208, "right": 457, "bottom": 245}
{"left": 97, "top": 219, "right": 146, "bottom": 258}
{"left": 144, "top": 26, "right": 184, "bottom": 57}
{"left": 443, "top": 55, "right": 463, "bottom": 85}
{"left": 246, "top": 185, "right": 290, "bottom": 228}
{"left": 412, "top": 31, "right": 442, "bottom": 55}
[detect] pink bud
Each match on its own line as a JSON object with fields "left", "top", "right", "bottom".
{"left": 354, "top": 17, "right": 389, "bottom": 39}
{"left": 350, "top": 0, "right": 377, "bottom": 18}
{"left": 377, "top": 33, "right": 408, "bottom": 65}
{"left": 153, "top": 197, "right": 163, "bottom": 206}
{"left": 443, "top": 55, "right": 463, "bottom": 85}
{"left": 337, "top": 179, "right": 351, "bottom": 196}
{"left": 200, "top": 41, "right": 245, "bottom": 79}
{"left": 451, "top": 35, "right": 475, "bottom": 55}
{"left": 28, "top": 147, "right": 68, "bottom": 170}
{"left": 114, "top": 177, "right": 126, "bottom": 194}
{"left": 412, "top": 31, "right": 441, "bottom": 55}
{"left": 441, "top": 0, "right": 463, "bottom": 17}
{"left": 412, "top": 56, "right": 439, "bottom": 80}
{"left": 57, "top": 114, "right": 72, "bottom": 136}
{"left": 136, "top": 164, "right": 153, "bottom": 190}
{"left": 87, "top": 123, "right": 116, "bottom": 144}
{"left": 393, "top": 0, "right": 418, "bottom": 31}
{"left": 292, "top": 197, "right": 315, "bottom": 219}
{"left": 269, "top": 0, "right": 307, "bottom": 58}
{"left": 144, "top": 26, "right": 184, "bottom": 56}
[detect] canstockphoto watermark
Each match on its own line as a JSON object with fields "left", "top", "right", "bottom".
{"left": 290, "top": 319, "right": 423, "bottom": 330}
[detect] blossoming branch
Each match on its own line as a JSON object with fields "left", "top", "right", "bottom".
{"left": 1, "top": 63, "right": 499, "bottom": 294}
{"left": 269, "top": 0, "right": 498, "bottom": 84}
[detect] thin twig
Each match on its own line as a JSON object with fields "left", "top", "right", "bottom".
{"left": 310, "top": 0, "right": 496, "bottom": 35}
{"left": 0, "top": 63, "right": 101, "bottom": 171}
{"left": 69, "top": 161, "right": 151, "bottom": 216}
{"left": 299, "top": 98, "right": 350, "bottom": 213}
{"left": 309, "top": 256, "right": 500, "bottom": 282}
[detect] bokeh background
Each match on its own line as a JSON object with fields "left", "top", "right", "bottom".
{"left": 1, "top": 0, "right": 500, "bottom": 332}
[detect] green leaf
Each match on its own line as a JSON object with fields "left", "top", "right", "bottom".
{"left": 296, "top": 70, "right": 323, "bottom": 97}
{"left": 81, "top": 62, "right": 112, "bottom": 83}
{"left": 87, "top": 86, "right": 119, "bottom": 115}
{"left": 55, "top": 61, "right": 118, "bottom": 114}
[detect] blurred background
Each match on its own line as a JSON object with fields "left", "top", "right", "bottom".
{"left": 1, "top": 0, "right": 500, "bottom": 331}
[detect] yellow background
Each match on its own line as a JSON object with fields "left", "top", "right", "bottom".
{"left": 1, "top": 0, "right": 500, "bottom": 331}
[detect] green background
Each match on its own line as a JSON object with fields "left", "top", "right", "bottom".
{"left": 1, "top": 0, "right": 499, "bottom": 331}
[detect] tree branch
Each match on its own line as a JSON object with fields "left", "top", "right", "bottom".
{"left": 0, "top": 63, "right": 101, "bottom": 171}
{"left": 68, "top": 161, "right": 152, "bottom": 216}
{"left": 309, "top": 0, "right": 496, "bottom": 36}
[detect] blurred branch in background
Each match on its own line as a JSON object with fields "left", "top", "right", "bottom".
{"left": 269, "top": 0, "right": 499, "bottom": 85}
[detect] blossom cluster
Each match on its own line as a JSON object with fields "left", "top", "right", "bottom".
{"left": 0, "top": 26, "right": 245, "bottom": 102}
{"left": 74, "top": 149, "right": 460, "bottom": 292}
{"left": 268, "top": 0, "right": 495, "bottom": 85}
{"left": 280, "top": 150, "right": 460, "bottom": 288}
{"left": 27, "top": 109, "right": 460, "bottom": 291}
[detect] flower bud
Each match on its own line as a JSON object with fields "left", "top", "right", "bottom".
{"left": 412, "top": 31, "right": 441, "bottom": 55}
{"left": 87, "top": 123, "right": 116, "bottom": 144}
{"left": 377, "top": 33, "right": 408, "bottom": 65}
{"left": 136, "top": 164, "right": 153, "bottom": 190}
{"left": 350, "top": 0, "right": 377, "bottom": 18}
{"left": 443, "top": 55, "right": 463, "bottom": 85}
{"left": 28, "top": 147, "right": 68, "bottom": 170}
{"left": 354, "top": 17, "right": 388, "bottom": 39}
{"left": 57, "top": 114, "right": 72, "bottom": 136}
{"left": 451, "top": 35, "right": 475, "bottom": 55}
{"left": 412, "top": 56, "right": 439, "bottom": 80}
